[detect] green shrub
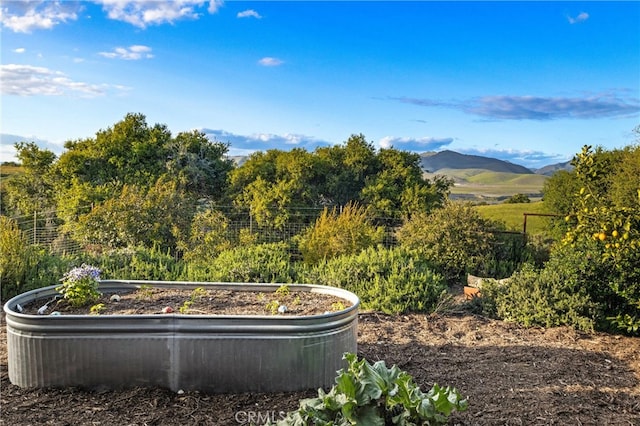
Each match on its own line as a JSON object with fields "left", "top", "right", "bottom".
{"left": 298, "top": 246, "right": 447, "bottom": 314}
{"left": 275, "top": 353, "right": 467, "bottom": 425}
{"left": 176, "top": 209, "right": 234, "bottom": 262}
{"left": 296, "top": 203, "right": 385, "bottom": 264}
{"left": 82, "top": 245, "right": 184, "bottom": 281}
{"left": 504, "top": 193, "right": 531, "bottom": 204}
{"left": 397, "top": 202, "right": 506, "bottom": 282}
{"left": 561, "top": 145, "right": 640, "bottom": 334}
{"left": 1, "top": 216, "right": 73, "bottom": 300}
{"left": 482, "top": 258, "right": 597, "bottom": 332}
{"left": 186, "top": 242, "right": 294, "bottom": 283}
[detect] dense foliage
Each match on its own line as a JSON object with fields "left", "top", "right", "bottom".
{"left": 396, "top": 202, "right": 524, "bottom": 282}
{"left": 489, "top": 144, "right": 640, "bottom": 334}
{"left": 296, "top": 203, "right": 385, "bottom": 264}
{"left": 2, "top": 114, "right": 639, "bottom": 337}
{"left": 298, "top": 247, "right": 447, "bottom": 314}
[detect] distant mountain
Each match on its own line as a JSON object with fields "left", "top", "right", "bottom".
{"left": 419, "top": 150, "right": 533, "bottom": 174}
{"left": 534, "top": 161, "right": 574, "bottom": 176}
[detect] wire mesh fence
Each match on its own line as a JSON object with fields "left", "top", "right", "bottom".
{"left": 5, "top": 206, "right": 404, "bottom": 257}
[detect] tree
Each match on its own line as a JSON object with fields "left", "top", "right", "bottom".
{"left": 176, "top": 209, "right": 234, "bottom": 262}
{"left": 397, "top": 202, "right": 503, "bottom": 282}
{"left": 504, "top": 193, "right": 531, "bottom": 204}
{"left": 3, "top": 142, "right": 57, "bottom": 216}
{"left": 229, "top": 149, "right": 325, "bottom": 229}
{"left": 361, "top": 148, "right": 451, "bottom": 218}
{"left": 165, "top": 130, "right": 234, "bottom": 200}
{"left": 73, "top": 178, "right": 195, "bottom": 252}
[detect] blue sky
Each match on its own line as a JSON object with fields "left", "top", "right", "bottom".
{"left": 1, "top": 1, "right": 639, "bottom": 169}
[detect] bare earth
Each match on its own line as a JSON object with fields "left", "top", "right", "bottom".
{"left": 2, "top": 295, "right": 639, "bottom": 425}
{"left": 18, "top": 287, "right": 350, "bottom": 316}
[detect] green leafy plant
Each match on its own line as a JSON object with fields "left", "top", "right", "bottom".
{"left": 265, "top": 299, "right": 280, "bottom": 315}
{"left": 136, "top": 284, "right": 154, "bottom": 300}
{"left": 56, "top": 264, "right": 102, "bottom": 308}
{"left": 179, "top": 286, "right": 207, "bottom": 313}
{"left": 331, "top": 301, "right": 346, "bottom": 312}
{"left": 275, "top": 352, "right": 467, "bottom": 425}
{"left": 89, "top": 303, "right": 105, "bottom": 315}
{"left": 275, "top": 284, "right": 290, "bottom": 296}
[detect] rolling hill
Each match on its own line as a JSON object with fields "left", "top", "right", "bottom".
{"left": 419, "top": 150, "right": 533, "bottom": 174}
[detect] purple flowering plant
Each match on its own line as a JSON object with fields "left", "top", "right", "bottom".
{"left": 56, "top": 264, "right": 102, "bottom": 307}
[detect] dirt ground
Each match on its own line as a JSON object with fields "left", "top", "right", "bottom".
{"left": 1, "top": 307, "right": 639, "bottom": 425}
{"left": 18, "top": 286, "right": 350, "bottom": 316}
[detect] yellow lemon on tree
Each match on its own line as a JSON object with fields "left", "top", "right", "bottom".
{"left": 598, "top": 233, "right": 606, "bottom": 241}
{"left": 612, "top": 230, "right": 619, "bottom": 238}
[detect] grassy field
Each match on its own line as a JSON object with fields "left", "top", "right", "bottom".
{"left": 0, "top": 164, "right": 23, "bottom": 179}
{"left": 475, "top": 201, "right": 557, "bottom": 235}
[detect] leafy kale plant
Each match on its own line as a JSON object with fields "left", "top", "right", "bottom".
{"left": 274, "top": 352, "right": 467, "bottom": 425}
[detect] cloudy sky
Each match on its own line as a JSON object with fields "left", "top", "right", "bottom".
{"left": 1, "top": 1, "right": 639, "bottom": 169}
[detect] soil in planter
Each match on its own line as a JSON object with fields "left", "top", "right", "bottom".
{"left": 19, "top": 286, "right": 353, "bottom": 316}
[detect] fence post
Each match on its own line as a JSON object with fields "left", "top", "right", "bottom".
{"left": 33, "top": 211, "right": 37, "bottom": 245}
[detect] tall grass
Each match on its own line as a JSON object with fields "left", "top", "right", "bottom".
{"left": 475, "top": 201, "right": 551, "bottom": 235}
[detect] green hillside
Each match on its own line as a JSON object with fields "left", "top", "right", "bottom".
{"left": 428, "top": 168, "right": 548, "bottom": 201}
{"left": 466, "top": 171, "right": 547, "bottom": 186}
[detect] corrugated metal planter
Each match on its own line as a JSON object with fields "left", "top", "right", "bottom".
{"left": 3, "top": 280, "right": 359, "bottom": 393}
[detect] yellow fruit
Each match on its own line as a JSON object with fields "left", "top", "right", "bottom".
{"left": 612, "top": 230, "right": 619, "bottom": 238}
{"left": 598, "top": 233, "right": 606, "bottom": 241}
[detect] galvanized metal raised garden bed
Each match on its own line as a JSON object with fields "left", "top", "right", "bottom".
{"left": 3, "top": 280, "right": 359, "bottom": 393}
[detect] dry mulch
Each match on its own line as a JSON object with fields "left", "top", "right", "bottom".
{"left": 1, "top": 303, "right": 639, "bottom": 425}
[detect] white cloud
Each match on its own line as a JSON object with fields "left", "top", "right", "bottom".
{"left": 0, "top": 133, "right": 63, "bottom": 163}
{"left": 258, "top": 57, "right": 284, "bottom": 67}
{"left": 379, "top": 136, "right": 453, "bottom": 151}
{"left": 394, "top": 92, "right": 640, "bottom": 120}
{"left": 237, "top": 9, "right": 261, "bottom": 19}
{"left": 95, "top": 0, "right": 222, "bottom": 28}
{"left": 568, "top": 12, "right": 589, "bottom": 24}
{"left": 99, "top": 45, "right": 154, "bottom": 60}
{"left": 201, "top": 128, "right": 332, "bottom": 153}
{"left": 0, "top": 1, "right": 80, "bottom": 33}
{"left": 14, "top": 48, "right": 26, "bottom": 53}
{"left": 1, "top": 64, "right": 106, "bottom": 97}
{"left": 459, "top": 147, "right": 569, "bottom": 169}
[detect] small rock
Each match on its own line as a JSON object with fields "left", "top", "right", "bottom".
{"left": 50, "top": 311, "right": 61, "bottom": 316}
{"left": 162, "top": 306, "right": 174, "bottom": 314}
{"left": 177, "top": 389, "right": 185, "bottom": 395}
{"left": 277, "top": 305, "right": 287, "bottom": 314}
{"left": 110, "top": 294, "right": 121, "bottom": 302}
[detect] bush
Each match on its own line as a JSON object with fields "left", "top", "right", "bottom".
{"left": 504, "top": 193, "right": 530, "bottom": 204}
{"left": 176, "top": 209, "right": 234, "bottom": 262}
{"left": 298, "top": 246, "right": 447, "bottom": 314}
{"left": 82, "top": 245, "right": 185, "bottom": 281}
{"left": 397, "top": 202, "right": 506, "bottom": 282}
{"left": 275, "top": 353, "right": 467, "bottom": 425}
{"left": 562, "top": 145, "right": 640, "bottom": 334}
{"left": 186, "top": 242, "right": 294, "bottom": 283}
{"left": 1, "top": 216, "right": 73, "bottom": 300}
{"left": 482, "top": 257, "right": 597, "bottom": 332}
{"left": 296, "top": 203, "right": 385, "bottom": 264}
